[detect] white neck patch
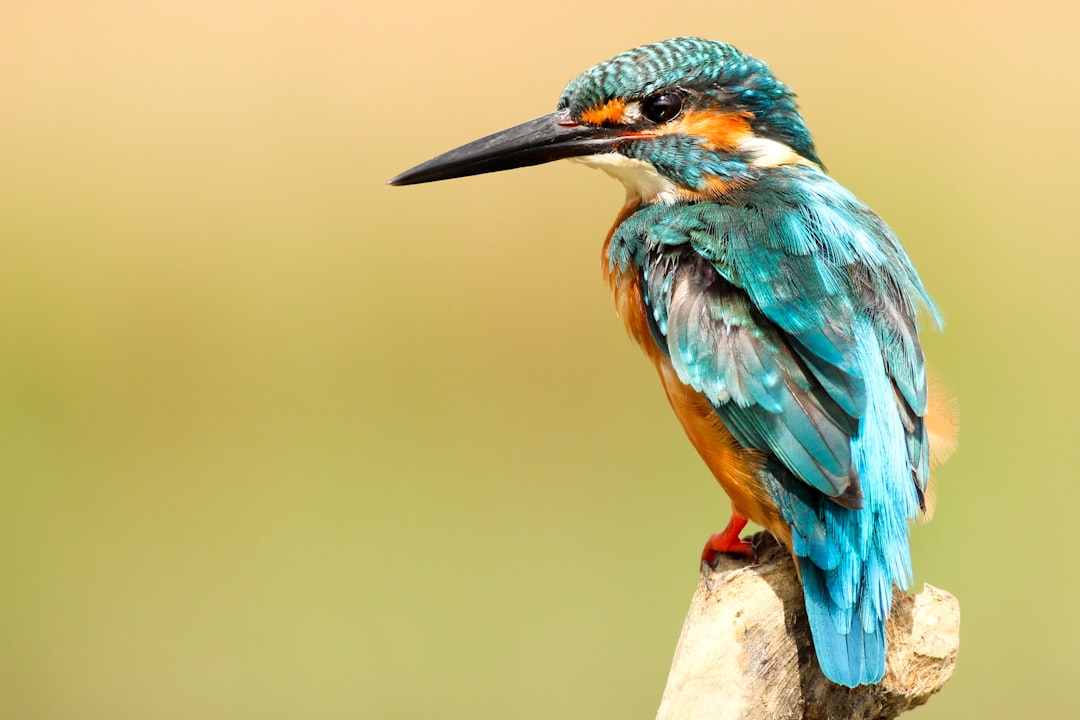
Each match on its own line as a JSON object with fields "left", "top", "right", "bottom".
{"left": 739, "top": 136, "right": 815, "bottom": 168}
{"left": 570, "top": 153, "right": 679, "bottom": 205}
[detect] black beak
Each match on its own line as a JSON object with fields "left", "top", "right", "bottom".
{"left": 388, "top": 108, "right": 631, "bottom": 186}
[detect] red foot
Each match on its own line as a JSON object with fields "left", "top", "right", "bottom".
{"left": 701, "top": 514, "right": 756, "bottom": 566}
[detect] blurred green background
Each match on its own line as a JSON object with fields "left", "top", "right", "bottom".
{"left": 2, "top": 1, "right": 1076, "bottom": 717}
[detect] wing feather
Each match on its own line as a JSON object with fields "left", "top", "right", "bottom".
{"left": 645, "top": 247, "right": 859, "bottom": 502}
{"left": 616, "top": 164, "right": 938, "bottom": 506}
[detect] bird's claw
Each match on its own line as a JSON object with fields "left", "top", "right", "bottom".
{"left": 701, "top": 514, "right": 757, "bottom": 568}
{"left": 701, "top": 532, "right": 758, "bottom": 567}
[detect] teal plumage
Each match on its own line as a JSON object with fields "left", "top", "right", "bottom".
{"left": 612, "top": 161, "right": 937, "bottom": 685}
{"left": 390, "top": 37, "right": 949, "bottom": 688}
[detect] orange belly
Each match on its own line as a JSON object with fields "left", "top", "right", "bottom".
{"left": 602, "top": 217, "right": 789, "bottom": 545}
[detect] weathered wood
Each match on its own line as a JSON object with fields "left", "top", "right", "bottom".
{"left": 656, "top": 534, "right": 959, "bottom": 720}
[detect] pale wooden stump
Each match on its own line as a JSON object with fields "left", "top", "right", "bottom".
{"left": 656, "top": 534, "right": 959, "bottom": 720}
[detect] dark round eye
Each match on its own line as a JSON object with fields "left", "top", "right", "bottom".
{"left": 641, "top": 93, "right": 683, "bottom": 123}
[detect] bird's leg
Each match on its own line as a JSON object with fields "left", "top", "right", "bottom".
{"left": 701, "top": 513, "right": 756, "bottom": 566}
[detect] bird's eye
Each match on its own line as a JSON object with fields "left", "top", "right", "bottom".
{"left": 641, "top": 93, "right": 683, "bottom": 123}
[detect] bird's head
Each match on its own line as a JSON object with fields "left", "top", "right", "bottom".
{"left": 390, "top": 37, "right": 820, "bottom": 202}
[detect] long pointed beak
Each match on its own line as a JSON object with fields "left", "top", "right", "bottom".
{"left": 388, "top": 109, "right": 630, "bottom": 186}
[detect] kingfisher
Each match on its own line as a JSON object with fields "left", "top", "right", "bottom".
{"left": 389, "top": 37, "right": 955, "bottom": 687}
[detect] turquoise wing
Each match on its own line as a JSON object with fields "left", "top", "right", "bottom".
{"left": 610, "top": 165, "right": 938, "bottom": 500}
{"left": 641, "top": 245, "right": 862, "bottom": 506}
{"left": 610, "top": 165, "right": 940, "bottom": 686}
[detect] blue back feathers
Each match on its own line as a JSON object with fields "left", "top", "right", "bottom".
{"left": 612, "top": 160, "right": 939, "bottom": 686}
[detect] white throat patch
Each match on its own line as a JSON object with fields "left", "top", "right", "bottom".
{"left": 571, "top": 153, "right": 679, "bottom": 205}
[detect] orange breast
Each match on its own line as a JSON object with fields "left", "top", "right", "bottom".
{"left": 601, "top": 214, "right": 789, "bottom": 544}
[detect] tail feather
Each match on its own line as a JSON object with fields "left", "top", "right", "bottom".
{"left": 799, "top": 558, "right": 886, "bottom": 687}
{"left": 763, "top": 321, "right": 923, "bottom": 687}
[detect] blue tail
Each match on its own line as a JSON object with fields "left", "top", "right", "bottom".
{"left": 798, "top": 554, "right": 888, "bottom": 686}
{"left": 766, "top": 325, "right": 923, "bottom": 687}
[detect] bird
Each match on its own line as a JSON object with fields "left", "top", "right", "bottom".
{"left": 389, "top": 37, "right": 955, "bottom": 688}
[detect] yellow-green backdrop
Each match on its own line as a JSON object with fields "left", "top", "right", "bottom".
{"left": 2, "top": 1, "right": 1076, "bottom": 717}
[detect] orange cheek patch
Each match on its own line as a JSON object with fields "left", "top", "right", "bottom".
{"left": 663, "top": 109, "right": 755, "bottom": 150}
{"left": 581, "top": 98, "right": 627, "bottom": 125}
